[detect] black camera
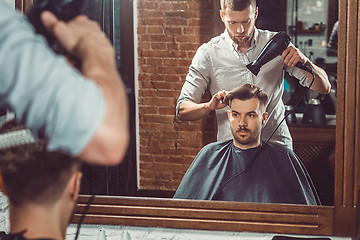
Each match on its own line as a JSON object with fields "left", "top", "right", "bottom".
{"left": 26, "top": 0, "right": 87, "bottom": 47}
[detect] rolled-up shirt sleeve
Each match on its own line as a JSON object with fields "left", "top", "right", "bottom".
{"left": 176, "top": 44, "right": 211, "bottom": 115}
{"left": 283, "top": 43, "right": 310, "bottom": 88}
{"left": 0, "top": 3, "right": 105, "bottom": 156}
{"left": 284, "top": 65, "right": 310, "bottom": 88}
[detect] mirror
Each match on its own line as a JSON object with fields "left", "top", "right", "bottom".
{"left": 78, "top": 0, "right": 338, "bottom": 206}
{"left": 14, "top": 0, "right": 359, "bottom": 237}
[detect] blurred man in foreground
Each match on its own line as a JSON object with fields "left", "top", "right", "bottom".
{"left": 0, "top": 120, "right": 82, "bottom": 240}
{"left": 0, "top": 0, "right": 129, "bottom": 165}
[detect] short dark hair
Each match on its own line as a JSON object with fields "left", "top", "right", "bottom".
{"left": 224, "top": 84, "right": 268, "bottom": 110}
{"left": 220, "top": 0, "right": 256, "bottom": 11}
{"left": 0, "top": 121, "right": 81, "bottom": 207}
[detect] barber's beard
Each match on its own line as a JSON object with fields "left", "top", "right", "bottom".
{"left": 227, "top": 27, "right": 253, "bottom": 48}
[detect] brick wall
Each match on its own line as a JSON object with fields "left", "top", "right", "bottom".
{"left": 137, "top": 0, "right": 217, "bottom": 192}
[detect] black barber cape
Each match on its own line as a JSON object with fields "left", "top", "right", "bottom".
{"left": 173, "top": 140, "right": 320, "bottom": 205}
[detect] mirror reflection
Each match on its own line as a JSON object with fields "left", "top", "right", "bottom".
{"left": 79, "top": 0, "right": 338, "bottom": 206}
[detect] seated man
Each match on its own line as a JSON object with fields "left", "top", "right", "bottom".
{"left": 174, "top": 84, "right": 320, "bottom": 205}
{"left": 0, "top": 120, "right": 82, "bottom": 240}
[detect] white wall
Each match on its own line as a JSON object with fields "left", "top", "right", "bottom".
{"left": 65, "top": 224, "right": 352, "bottom": 240}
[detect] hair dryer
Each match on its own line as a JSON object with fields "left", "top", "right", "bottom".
{"left": 246, "top": 31, "right": 312, "bottom": 76}
{"left": 26, "top": 0, "right": 87, "bottom": 47}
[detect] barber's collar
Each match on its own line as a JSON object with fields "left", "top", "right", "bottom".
{"left": 224, "top": 27, "right": 260, "bottom": 51}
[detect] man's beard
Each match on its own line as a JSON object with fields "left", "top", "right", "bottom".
{"left": 227, "top": 27, "right": 253, "bottom": 48}
{"left": 231, "top": 126, "right": 260, "bottom": 147}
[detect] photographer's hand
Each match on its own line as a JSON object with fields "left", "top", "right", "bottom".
{"left": 40, "top": 11, "right": 130, "bottom": 165}
{"left": 41, "top": 11, "right": 116, "bottom": 74}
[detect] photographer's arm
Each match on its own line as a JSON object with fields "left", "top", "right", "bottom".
{"left": 41, "top": 11, "right": 129, "bottom": 165}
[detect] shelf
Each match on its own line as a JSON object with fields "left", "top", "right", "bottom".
{"left": 288, "top": 27, "right": 325, "bottom": 34}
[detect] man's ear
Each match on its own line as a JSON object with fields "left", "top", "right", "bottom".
{"left": 227, "top": 109, "right": 231, "bottom": 120}
{"left": 0, "top": 173, "right": 7, "bottom": 196}
{"left": 68, "top": 171, "right": 83, "bottom": 202}
{"left": 254, "top": 7, "right": 259, "bottom": 20}
{"left": 262, "top": 112, "right": 268, "bottom": 125}
{"left": 220, "top": 10, "right": 225, "bottom": 23}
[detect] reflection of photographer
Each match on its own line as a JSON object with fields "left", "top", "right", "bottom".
{"left": 0, "top": 0, "right": 129, "bottom": 165}
{"left": 328, "top": 21, "right": 338, "bottom": 49}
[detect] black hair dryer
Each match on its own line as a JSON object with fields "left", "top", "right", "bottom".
{"left": 26, "top": 0, "right": 87, "bottom": 47}
{"left": 246, "top": 31, "right": 312, "bottom": 76}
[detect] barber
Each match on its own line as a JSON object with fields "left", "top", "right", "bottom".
{"left": 176, "top": 0, "right": 330, "bottom": 149}
{"left": 0, "top": 0, "right": 129, "bottom": 165}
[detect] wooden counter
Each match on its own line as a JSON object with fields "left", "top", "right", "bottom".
{"left": 289, "top": 123, "right": 336, "bottom": 144}
{"left": 288, "top": 123, "right": 336, "bottom": 206}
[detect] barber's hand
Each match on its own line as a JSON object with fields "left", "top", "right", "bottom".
{"left": 206, "top": 90, "right": 228, "bottom": 111}
{"left": 40, "top": 11, "right": 115, "bottom": 64}
{"left": 281, "top": 45, "right": 309, "bottom": 68}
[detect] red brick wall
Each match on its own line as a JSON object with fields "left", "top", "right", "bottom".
{"left": 137, "top": 0, "right": 217, "bottom": 192}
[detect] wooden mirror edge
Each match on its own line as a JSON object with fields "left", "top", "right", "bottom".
{"left": 332, "top": 0, "right": 359, "bottom": 237}
{"left": 74, "top": 196, "right": 334, "bottom": 236}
